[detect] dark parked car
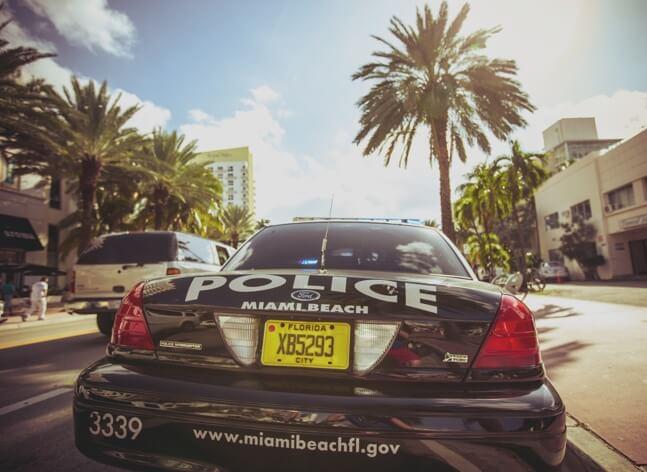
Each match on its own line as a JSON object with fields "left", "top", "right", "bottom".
{"left": 74, "top": 220, "right": 566, "bottom": 471}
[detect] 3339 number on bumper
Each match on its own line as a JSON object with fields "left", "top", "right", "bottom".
{"left": 261, "top": 320, "right": 350, "bottom": 370}
{"left": 88, "top": 411, "right": 143, "bottom": 440}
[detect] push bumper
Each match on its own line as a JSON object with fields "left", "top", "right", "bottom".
{"left": 74, "top": 359, "right": 567, "bottom": 471}
{"left": 65, "top": 298, "right": 122, "bottom": 314}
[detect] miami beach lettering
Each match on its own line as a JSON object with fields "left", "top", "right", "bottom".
{"left": 241, "top": 301, "right": 367, "bottom": 314}
{"left": 183, "top": 274, "right": 437, "bottom": 314}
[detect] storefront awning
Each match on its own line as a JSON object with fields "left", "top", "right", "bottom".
{"left": 0, "top": 263, "right": 65, "bottom": 276}
{"left": 0, "top": 214, "right": 44, "bottom": 251}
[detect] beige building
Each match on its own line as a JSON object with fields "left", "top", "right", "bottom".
{"left": 535, "top": 128, "right": 647, "bottom": 279}
{"left": 0, "top": 158, "right": 76, "bottom": 292}
{"left": 543, "top": 118, "right": 620, "bottom": 172}
{"left": 196, "top": 146, "right": 255, "bottom": 217}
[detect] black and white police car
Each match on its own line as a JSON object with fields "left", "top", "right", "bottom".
{"left": 74, "top": 220, "right": 566, "bottom": 471}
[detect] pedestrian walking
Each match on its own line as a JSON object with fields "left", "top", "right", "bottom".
{"left": 1, "top": 275, "right": 16, "bottom": 323}
{"left": 25, "top": 276, "right": 48, "bottom": 321}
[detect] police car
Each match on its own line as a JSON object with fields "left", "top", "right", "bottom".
{"left": 73, "top": 220, "right": 566, "bottom": 471}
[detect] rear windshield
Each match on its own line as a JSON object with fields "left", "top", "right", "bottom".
{"left": 76, "top": 233, "right": 175, "bottom": 265}
{"left": 224, "top": 222, "right": 469, "bottom": 277}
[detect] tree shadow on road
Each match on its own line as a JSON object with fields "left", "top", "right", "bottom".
{"left": 533, "top": 304, "right": 580, "bottom": 319}
{"left": 542, "top": 341, "right": 592, "bottom": 371}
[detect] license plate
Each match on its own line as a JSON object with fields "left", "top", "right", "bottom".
{"left": 261, "top": 320, "right": 350, "bottom": 370}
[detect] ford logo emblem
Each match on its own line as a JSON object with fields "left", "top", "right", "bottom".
{"left": 291, "top": 290, "right": 321, "bottom": 302}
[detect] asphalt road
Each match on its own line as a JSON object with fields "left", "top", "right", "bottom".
{"left": 0, "top": 331, "right": 118, "bottom": 471}
{"left": 0, "top": 318, "right": 598, "bottom": 471}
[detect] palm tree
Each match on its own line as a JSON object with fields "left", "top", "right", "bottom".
{"left": 495, "top": 140, "right": 547, "bottom": 273}
{"left": 353, "top": 2, "right": 534, "bottom": 242}
{"left": 9, "top": 77, "right": 144, "bottom": 252}
{"left": 220, "top": 205, "right": 254, "bottom": 248}
{"left": 465, "top": 231, "right": 510, "bottom": 275}
{"left": 455, "top": 162, "right": 510, "bottom": 276}
{"left": 0, "top": 6, "right": 56, "bottom": 161}
{"left": 135, "top": 128, "right": 221, "bottom": 231}
{"left": 255, "top": 218, "right": 271, "bottom": 231}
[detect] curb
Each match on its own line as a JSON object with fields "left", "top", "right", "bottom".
{"left": 567, "top": 414, "right": 641, "bottom": 471}
{"left": 0, "top": 313, "right": 96, "bottom": 331}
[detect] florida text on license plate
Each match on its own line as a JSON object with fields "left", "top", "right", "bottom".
{"left": 261, "top": 320, "right": 350, "bottom": 369}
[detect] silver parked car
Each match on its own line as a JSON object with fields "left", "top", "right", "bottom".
{"left": 66, "top": 231, "right": 235, "bottom": 335}
{"left": 539, "top": 261, "right": 570, "bottom": 282}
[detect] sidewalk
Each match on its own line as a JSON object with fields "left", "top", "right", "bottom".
{"left": 0, "top": 304, "right": 93, "bottom": 331}
{"left": 539, "top": 280, "right": 647, "bottom": 307}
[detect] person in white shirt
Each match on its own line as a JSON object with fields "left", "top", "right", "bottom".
{"left": 25, "top": 277, "right": 48, "bottom": 321}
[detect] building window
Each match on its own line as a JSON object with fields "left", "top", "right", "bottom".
{"left": 227, "top": 166, "right": 233, "bottom": 171}
{"left": 544, "top": 212, "right": 559, "bottom": 230}
{"left": 606, "top": 184, "right": 635, "bottom": 212}
{"left": 1, "top": 158, "right": 15, "bottom": 185}
{"left": 49, "top": 178, "right": 62, "bottom": 209}
{"left": 570, "top": 200, "right": 591, "bottom": 222}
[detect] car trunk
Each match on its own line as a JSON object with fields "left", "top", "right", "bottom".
{"left": 136, "top": 270, "right": 503, "bottom": 383}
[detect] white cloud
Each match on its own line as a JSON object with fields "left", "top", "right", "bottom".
{"left": 1, "top": 7, "right": 169, "bottom": 134}
{"left": 180, "top": 90, "right": 442, "bottom": 222}
{"left": 180, "top": 87, "right": 647, "bottom": 224}
{"left": 115, "top": 89, "right": 171, "bottom": 134}
{"left": 518, "top": 90, "right": 647, "bottom": 150}
{"left": 23, "top": 0, "right": 136, "bottom": 57}
{"left": 250, "top": 85, "right": 280, "bottom": 104}
{"left": 188, "top": 109, "right": 212, "bottom": 123}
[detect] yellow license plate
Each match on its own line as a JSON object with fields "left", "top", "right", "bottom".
{"left": 261, "top": 320, "right": 350, "bottom": 370}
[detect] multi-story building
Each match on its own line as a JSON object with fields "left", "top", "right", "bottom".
{"left": 535, "top": 128, "right": 647, "bottom": 279}
{"left": 0, "top": 158, "right": 76, "bottom": 292}
{"left": 543, "top": 118, "right": 620, "bottom": 172}
{"left": 196, "top": 146, "right": 255, "bottom": 217}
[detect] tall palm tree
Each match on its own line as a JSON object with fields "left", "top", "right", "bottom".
{"left": 353, "top": 2, "right": 534, "bottom": 242}
{"left": 220, "top": 205, "right": 254, "bottom": 248}
{"left": 9, "top": 77, "right": 144, "bottom": 252}
{"left": 495, "top": 140, "right": 546, "bottom": 272}
{"left": 136, "top": 128, "right": 221, "bottom": 231}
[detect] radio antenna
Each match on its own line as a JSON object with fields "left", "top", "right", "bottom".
{"left": 319, "top": 194, "right": 334, "bottom": 273}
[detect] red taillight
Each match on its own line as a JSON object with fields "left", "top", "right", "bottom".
{"left": 166, "top": 267, "right": 181, "bottom": 276}
{"left": 111, "top": 282, "right": 154, "bottom": 350}
{"left": 473, "top": 295, "right": 541, "bottom": 369}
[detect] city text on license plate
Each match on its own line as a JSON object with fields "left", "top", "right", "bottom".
{"left": 261, "top": 320, "right": 350, "bottom": 370}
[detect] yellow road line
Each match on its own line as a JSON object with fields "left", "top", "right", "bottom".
{"left": 0, "top": 327, "right": 99, "bottom": 350}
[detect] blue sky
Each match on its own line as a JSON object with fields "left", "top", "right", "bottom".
{"left": 5, "top": 0, "right": 647, "bottom": 222}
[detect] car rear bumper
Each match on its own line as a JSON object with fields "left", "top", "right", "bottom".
{"left": 74, "top": 359, "right": 567, "bottom": 471}
{"left": 65, "top": 298, "right": 122, "bottom": 314}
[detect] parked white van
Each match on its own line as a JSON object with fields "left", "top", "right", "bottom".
{"left": 65, "top": 231, "right": 234, "bottom": 335}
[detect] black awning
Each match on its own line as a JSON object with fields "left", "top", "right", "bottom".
{"left": 0, "top": 263, "right": 65, "bottom": 276}
{"left": 0, "top": 214, "right": 44, "bottom": 251}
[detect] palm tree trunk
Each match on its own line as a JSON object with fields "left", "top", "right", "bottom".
{"left": 153, "top": 186, "right": 168, "bottom": 230}
{"left": 78, "top": 157, "right": 101, "bottom": 253}
{"left": 432, "top": 121, "right": 456, "bottom": 243}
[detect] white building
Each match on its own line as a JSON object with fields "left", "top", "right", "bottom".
{"left": 0, "top": 159, "right": 76, "bottom": 292}
{"left": 543, "top": 118, "right": 620, "bottom": 172}
{"left": 196, "top": 147, "right": 255, "bottom": 217}
{"left": 535, "top": 128, "right": 647, "bottom": 279}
